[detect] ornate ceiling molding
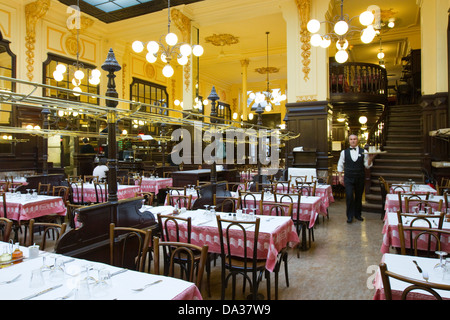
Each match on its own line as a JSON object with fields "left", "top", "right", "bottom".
{"left": 254, "top": 67, "right": 279, "bottom": 75}
{"left": 204, "top": 33, "right": 239, "bottom": 47}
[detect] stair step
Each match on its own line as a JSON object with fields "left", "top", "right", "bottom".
{"left": 370, "top": 172, "right": 424, "bottom": 179}
{"left": 375, "top": 159, "right": 421, "bottom": 164}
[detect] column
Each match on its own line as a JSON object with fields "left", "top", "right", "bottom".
{"left": 240, "top": 59, "right": 249, "bottom": 120}
{"left": 280, "top": 0, "right": 332, "bottom": 180}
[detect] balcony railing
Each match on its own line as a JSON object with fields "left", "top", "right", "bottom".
{"left": 330, "top": 62, "right": 388, "bottom": 104}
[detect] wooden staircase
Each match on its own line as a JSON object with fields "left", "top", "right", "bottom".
{"left": 363, "top": 104, "right": 425, "bottom": 213}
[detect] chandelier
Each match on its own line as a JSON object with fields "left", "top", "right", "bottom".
{"left": 131, "top": 0, "right": 204, "bottom": 78}
{"left": 53, "top": 1, "right": 101, "bottom": 95}
{"left": 251, "top": 31, "right": 286, "bottom": 113}
{"left": 307, "top": 0, "right": 377, "bottom": 63}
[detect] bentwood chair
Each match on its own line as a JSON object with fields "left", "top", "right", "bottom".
{"left": 135, "top": 192, "right": 155, "bottom": 206}
{"left": 213, "top": 195, "right": 238, "bottom": 213}
{"left": 153, "top": 236, "right": 208, "bottom": 290}
{"left": 165, "top": 194, "right": 192, "bottom": 210}
{"left": 109, "top": 223, "right": 151, "bottom": 272}
{"left": 94, "top": 181, "right": 108, "bottom": 203}
{"left": 37, "top": 183, "right": 51, "bottom": 195}
{"left": 0, "top": 217, "right": 13, "bottom": 242}
{"left": 216, "top": 215, "right": 271, "bottom": 300}
{"left": 397, "top": 224, "right": 450, "bottom": 257}
{"left": 266, "top": 203, "right": 293, "bottom": 299}
{"left": 84, "top": 175, "right": 99, "bottom": 183}
{"left": 27, "top": 219, "right": 67, "bottom": 250}
{"left": 404, "top": 198, "right": 442, "bottom": 214}
{"left": 157, "top": 213, "right": 212, "bottom": 296}
{"left": 379, "top": 262, "right": 450, "bottom": 300}
{"left": 379, "top": 177, "right": 388, "bottom": 219}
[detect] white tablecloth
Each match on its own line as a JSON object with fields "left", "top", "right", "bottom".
{"left": 0, "top": 242, "right": 202, "bottom": 300}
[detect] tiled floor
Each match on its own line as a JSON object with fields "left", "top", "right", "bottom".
{"left": 203, "top": 198, "right": 386, "bottom": 300}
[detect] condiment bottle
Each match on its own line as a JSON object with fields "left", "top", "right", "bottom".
{"left": 0, "top": 244, "right": 11, "bottom": 263}
{"left": 11, "top": 243, "right": 23, "bottom": 264}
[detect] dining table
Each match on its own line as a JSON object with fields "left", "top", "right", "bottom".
{"left": 0, "top": 241, "right": 202, "bottom": 300}
{"left": 155, "top": 206, "right": 300, "bottom": 272}
{"left": 373, "top": 253, "right": 450, "bottom": 300}
{"left": 0, "top": 193, "right": 66, "bottom": 222}
{"left": 72, "top": 183, "right": 140, "bottom": 203}
{"left": 389, "top": 183, "right": 437, "bottom": 195}
{"left": 380, "top": 211, "right": 450, "bottom": 254}
{"left": 139, "top": 177, "right": 173, "bottom": 194}
{"left": 384, "top": 193, "right": 445, "bottom": 214}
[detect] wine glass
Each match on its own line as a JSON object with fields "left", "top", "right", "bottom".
{"left": 434, "top": 251, "right": 448, "bottom": 280}
{"left": 250, "top": 208, "right": 257, "bottom": 220}
{"left": 203, "top": 205, "right": 210, "bottom": 218}
{"left": 412, "top": 206, "right": 419, "bottom": 215}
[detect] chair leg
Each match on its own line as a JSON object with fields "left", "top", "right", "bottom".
{"left": 284, "top": 253, "right": 289, "bottom": 287}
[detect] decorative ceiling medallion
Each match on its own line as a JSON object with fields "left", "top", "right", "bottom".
{"left": 204, "top": 33, "right": 239, "bottom": 47}
{"left": 254, "top": 67, "right": 279, "bottom": 75}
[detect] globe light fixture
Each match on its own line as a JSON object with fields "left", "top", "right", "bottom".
{"left": 131, "top": 0, "right": 203, "bottom": 78}
{"left": 307, "top": 0, "right": 377, "bottom": 63}
{"left": 52, "top": 1, "right": 101, "bottom": 94}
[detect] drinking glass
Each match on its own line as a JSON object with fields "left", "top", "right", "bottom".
{"left": 210, "top": 205, "right": 216, "bottom": 218}
{"left": 29, "top": 269, "right": 45, "bottom": 288}
{"left": 434, "top": 251, "right": 448, "bottom": 280}
{"left": 75, "top": 278, "right": 91, "bottom": 300}
{"left": 443, "top": 258, "right": 450, "bottom": 282}
{"left": 412, "top": 206, "right": 419, "bottom": 215}
{"left": 250, "top": 208, "right": 257, "bottom": 221}
{"left": 49, "top": 257, "right": 65, "bottom": 282}
{"left": 203, "top": 205, "right": 210, "bottom": 218}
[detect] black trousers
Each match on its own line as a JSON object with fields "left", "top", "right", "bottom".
{"left": 344, "top": 174, "right": 365, "bottom": 220}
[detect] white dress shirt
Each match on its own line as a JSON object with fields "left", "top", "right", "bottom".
{"left": 337, "top": 146, "right": 372, "bottom": 173}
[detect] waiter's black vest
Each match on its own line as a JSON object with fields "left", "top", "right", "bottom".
{"left": 344, "top": 147, "right": 365, "bottom": 177}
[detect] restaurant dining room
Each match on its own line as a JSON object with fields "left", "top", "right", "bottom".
{"left": 0, "top": 0, "right": 450, "bottom": 308}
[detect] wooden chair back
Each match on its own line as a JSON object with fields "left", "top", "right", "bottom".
{"left": 0, "top": 192, "right": 7, "bottom": 218}
{"left": 109, "top": 223, "right": 151, "bottom": 272}
{"left": 52, "top": 186, "right": 70, "bottom": 202}
{"left": 214, "top": 195, "right": 238, "bottom": 213}
{"left": 94, "top": 181, "right": 107, "bottom": 203}
{"left": 379, "top": 262, "right": 450, "bottom": 300}
{"left": 84, "top": 175, "right": 99, "bottom": 183}
{"left": 68, "top": 181, "right": 85, "bottom": 205}
{"left": 166, "top": 194, "right": 192, "bottom": 209}
{"left": 295, "top": 181, "right": 316, "bottom": 196}
{"left": 392, "top": 184, "right": 412, "bottom": 193}
{"left": 398, "top": 222, "right": 450, "bottom": 257}
{"left": 168, "top": 186, "right": 187, "bottom": 196}
{"left": 397, "top": 210, "right": 445, "bottom": 230}
{"left": 28, "top": 218, "right": 67, "bottom": 250}
{"left": 37, "top": 182, "right": 51, "bottom": 195}
{"left": 267, "top": 203, "right": 293, "bottom": 218}
{"left": 216, "top": 215, "right": 267, "bottom": 300}
{"left": 153, "top": 236, "right": 208, "bottom": 289}
{"left": 157, "top": 214, "right": 192, "bottom": 243}
{"left": 404, "top": 198, "right": 443, "bottom": 214}
{"left": 0, "top": 217, "right": 13, "bottom": 242}
{"left": 135, "top": 192, "right": 154, "bottom": 206}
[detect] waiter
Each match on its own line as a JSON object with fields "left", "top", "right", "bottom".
{"left": 337, "top": 134, "right": 376, "bottom": 223}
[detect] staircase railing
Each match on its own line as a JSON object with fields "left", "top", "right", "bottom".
{"left": 329, "top": 61, "right": 388, "bottom": 104}
{"left": 367, "top": 104, "right": 389, "bottom": 150}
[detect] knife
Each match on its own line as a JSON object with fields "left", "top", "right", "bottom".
{"left": 111, "top": 269, "right": 127, "bottom": 277}
{"left": 412, "top": 260, "right": 422, "bottom": 273}
{"left": 21, "top": 284, "right": 63, "bottom": 300}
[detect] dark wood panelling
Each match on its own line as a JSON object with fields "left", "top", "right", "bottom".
{"left": 284, "top": 101, "right": 333, "bottom": 174}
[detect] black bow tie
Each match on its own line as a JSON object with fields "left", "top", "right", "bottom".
{"left": 350, "top": 147, "right": 357, "bottom": 150}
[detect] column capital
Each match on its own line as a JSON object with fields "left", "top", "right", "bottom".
{"left": 240, "top": 58, "right": 250, "bottom": 68}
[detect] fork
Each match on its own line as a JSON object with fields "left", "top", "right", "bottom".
{"left": 0, "top": 274, "right": 21, "bottom": 285}
{"left": 55, "top": 289, "right": 75, "bottom": 300}
{"left": 132, "top": 279, "right": 163, "bottom": 292}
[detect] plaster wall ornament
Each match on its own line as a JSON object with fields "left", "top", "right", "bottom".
{"left": 171, "top": 8, "right": 191, "bottom": 90}
{"left": 296, "top": 0, "right": 311, "bottom": 82}
{"left": 25, "top": 0, "right": 50, "bottom": 81}
{"left": 296, "top": 95, "right": 317, "bottom": 102}
{"left": 65, "top": 16, "right": 94, "bottom": 56}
